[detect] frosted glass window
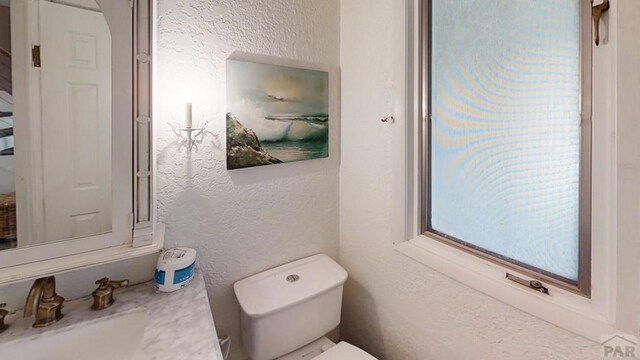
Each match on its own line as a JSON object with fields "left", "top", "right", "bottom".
{"left": 428, "top": 0, "right": 586, "bottom": 283}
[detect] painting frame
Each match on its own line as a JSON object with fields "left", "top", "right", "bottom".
{"left": 226, "top": 53, "right": 334, "bottom": 170}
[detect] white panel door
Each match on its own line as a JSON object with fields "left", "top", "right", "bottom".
{"left": 39, "top": 1, "right": 112, "bottom": 242}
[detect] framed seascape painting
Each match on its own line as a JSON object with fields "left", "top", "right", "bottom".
{"left": 226, "top": 59, "right": 329, "bottom": 170}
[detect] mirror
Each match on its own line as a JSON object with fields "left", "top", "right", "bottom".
{"left": 0, "top": 0, "right": 15, "bottom": 250}
{"left": 0, "top": 0, "right": 133, "bottom": 255}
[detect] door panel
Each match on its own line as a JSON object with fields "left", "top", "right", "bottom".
{"left": 40, "top": 1, "right": 111, "bottom": 242}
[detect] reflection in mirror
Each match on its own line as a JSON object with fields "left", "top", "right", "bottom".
{"left": 0, "top": 0, "right": 113, "bottom": 251}
{"left": 0, "top": 0, "right": 15, "bottom": 250}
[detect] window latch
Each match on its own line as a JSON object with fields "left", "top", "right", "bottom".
{"left": 506, "top": 273, "right": 550, "bottom": 295}
{"left": 592, "top": 0, "right": 610, "bottom": 46}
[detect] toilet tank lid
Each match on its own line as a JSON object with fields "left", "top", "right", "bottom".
{"left": 234, "top": 254, "right": 348, "bottom": 318}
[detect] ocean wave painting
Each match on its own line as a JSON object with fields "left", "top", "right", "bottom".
{"left": 226, "top": 59, "right": 329, "bottom": 170}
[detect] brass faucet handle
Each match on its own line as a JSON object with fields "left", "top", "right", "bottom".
{"left": 0, "top": 303, "right": 8, "bottom": 333}
{"left": 95, "top": 277, "right": 130, "bottom": 289}
{"left": 95, "top": 277, "right": 110, "bottom": 288}
{"left": 92, "top": 278, "right": 129, "bottom": 311}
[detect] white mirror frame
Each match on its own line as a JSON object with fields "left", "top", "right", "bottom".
{"left": 133, "top": 0, "right": 155, "bottom": 246}
{"left": 0, "top": 0, "right": 162, "bottom": 285}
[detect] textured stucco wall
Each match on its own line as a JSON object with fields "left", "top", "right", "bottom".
{"left": 339, "top": 1, "right": 600, "bottom": 359}
{"left": 155, "top": 1, "right": 341, "bottom": 359}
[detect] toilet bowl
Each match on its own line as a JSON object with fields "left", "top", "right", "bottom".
{"left": 234, "top": 254, "right": 378, "bottom": 360}
{"left": 315, "top": 342, "right": 376, "bottom": 360}
{"left": 277, "top": 337, "right": 375, "bottom": 360}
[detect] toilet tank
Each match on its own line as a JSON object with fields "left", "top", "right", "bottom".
{"left": 234, "top": 254, "right": 348, "bottom": 360}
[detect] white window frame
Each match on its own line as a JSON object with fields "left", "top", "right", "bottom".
{"left": 394, "top": 0, "right": 640, "bottom": 341}
{"left": 421, "top": 0, "right": 593, "bottom": 296}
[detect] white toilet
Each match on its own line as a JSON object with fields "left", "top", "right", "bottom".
{"left": 234, "top": 254, "right": 377, "bottom": 360}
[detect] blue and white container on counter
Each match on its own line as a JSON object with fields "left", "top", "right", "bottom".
{"left": 154, "top": 248, "right": 197, "bottom": 293}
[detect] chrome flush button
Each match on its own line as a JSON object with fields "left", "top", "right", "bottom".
{"left": 286, "top": 274, "right": 300, "bottom": 283}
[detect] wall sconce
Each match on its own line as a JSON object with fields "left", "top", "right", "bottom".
{"left": 175, "top": 102, "right": 208, "bottom": 151}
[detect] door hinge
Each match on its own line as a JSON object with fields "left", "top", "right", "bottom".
{"left": 32, "top": 45, "right": 41, "bottom": 68}
{"left": 129, "top": 0, "right": 134, "bottom": 9}
{"left": 129, "top": 212, "right": 134, "bottom": 229}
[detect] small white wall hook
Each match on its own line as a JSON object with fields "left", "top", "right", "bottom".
{"left": 381, "top": 116, "right": 395, "bottom": 124}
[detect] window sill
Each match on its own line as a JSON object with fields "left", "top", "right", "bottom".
{"left": 0, "top": 223, "right": 165, "bottom": 286}
{"left": 395, "top": 234, "right": 616, "bottom": 342}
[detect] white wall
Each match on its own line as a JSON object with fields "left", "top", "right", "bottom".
{"left": 0, "top": 94, "right": 14, "bottom": 194}
{"left": 339, "top": 1, "right": 602, "bottom": 359}
{"left": 3, "top": 2, "right": 637, "bottom": 360}
{"left": 0, "top": 156, "right": 15, "bottom": 194}
{"left": 154, "top": 1, "right": 340, "bottom": 359}
{"left": 0, "top": 7, "right": 340, "bottom": 360}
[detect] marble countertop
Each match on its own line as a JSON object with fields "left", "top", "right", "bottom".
{"left": 0, "top": 269, "right": 223, "bottom": 360}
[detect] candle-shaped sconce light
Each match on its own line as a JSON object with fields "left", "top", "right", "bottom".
{"left": 185, "top": 102, "right": 193, "bottom": 128}
{"left": 177, "top": 102, "right": 207, "bottom": 151}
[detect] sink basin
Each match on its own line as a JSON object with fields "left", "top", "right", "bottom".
{"left": 0, "top": 309, "right": 148, "bottom": 360}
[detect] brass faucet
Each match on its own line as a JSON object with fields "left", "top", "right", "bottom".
{"left": 0, "top": 303, "right": 8, "bottom": 333}
{"left": 24, "top": 276, "right": 65, "bottom": 328}
{"left": 91, "top": 278, "right": 129, "bottom": 311}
